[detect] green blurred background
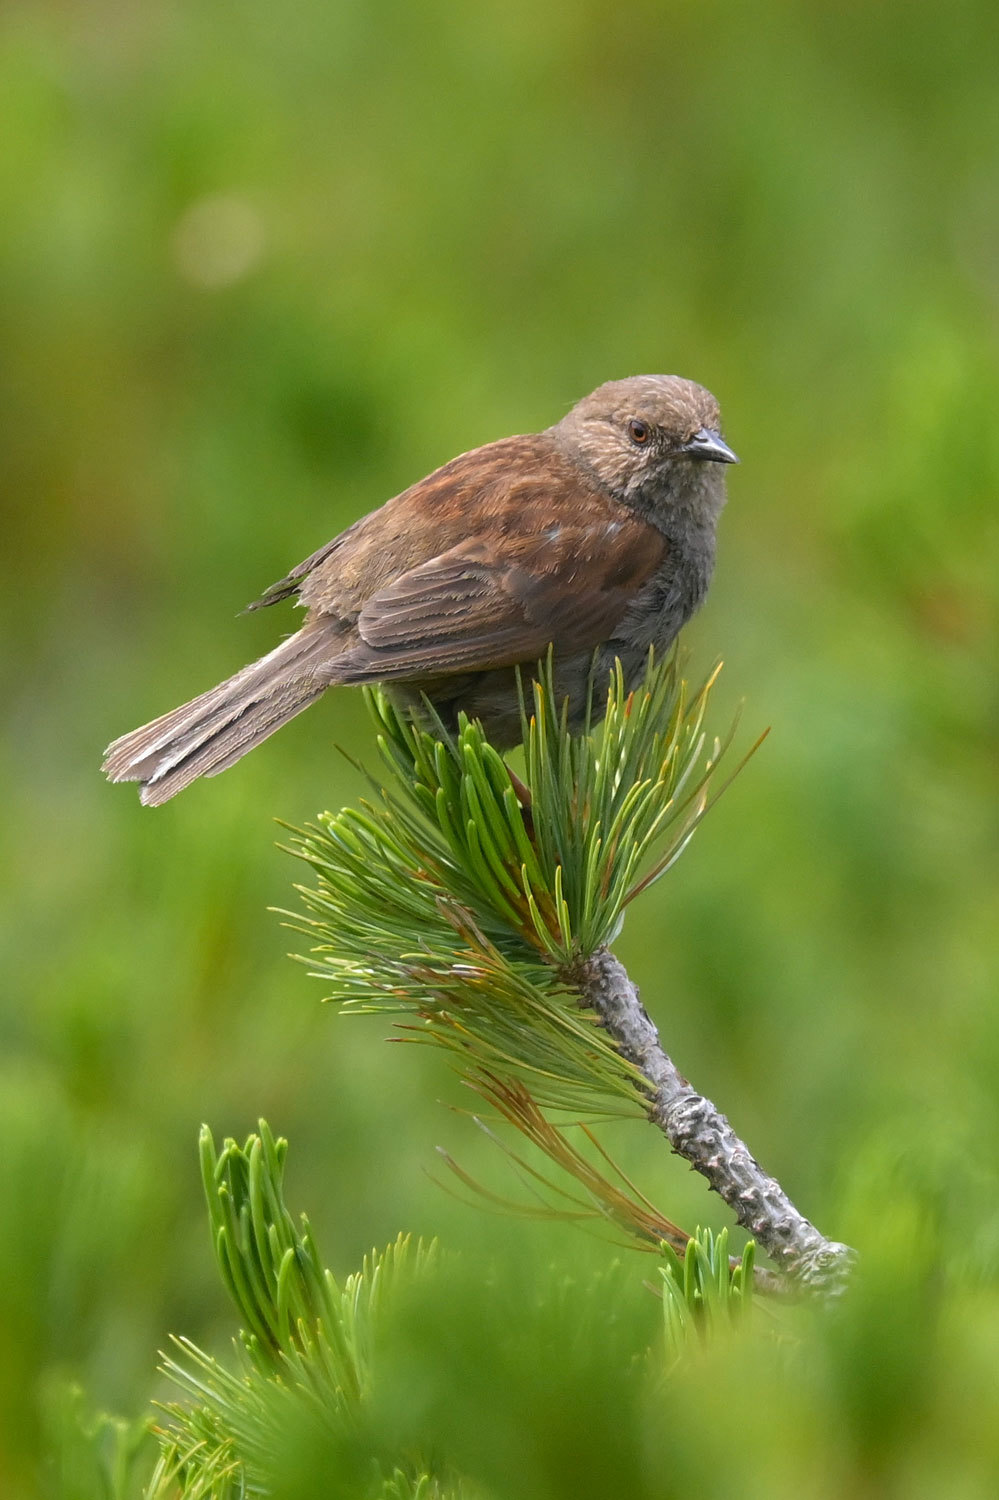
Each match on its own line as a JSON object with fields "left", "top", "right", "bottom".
{"left": 1, "top": 0, "right": 997, "bottom": 1494}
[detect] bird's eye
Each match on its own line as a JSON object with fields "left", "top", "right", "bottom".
{"left": 628, "top": 419, "right": 650, "bottom": 445}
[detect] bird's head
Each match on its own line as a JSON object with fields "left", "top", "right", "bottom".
{"left": 553, "top": 374, "right": 737, "bottom": 523}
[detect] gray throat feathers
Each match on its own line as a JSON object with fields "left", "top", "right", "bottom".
{"left": 616, "top": 503, "right": 719, "bottom": 662}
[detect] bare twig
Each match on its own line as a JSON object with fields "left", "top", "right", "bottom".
{"left": 573, "top": 947, "right": 856, "bottom": 1295}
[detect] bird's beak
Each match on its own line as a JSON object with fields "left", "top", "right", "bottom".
{"left": 684, "top": 427, "right": 739, "bottom": 464}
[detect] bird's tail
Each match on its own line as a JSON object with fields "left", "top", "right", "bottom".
{"left": 102, "top": 622, "right": 341, "bottom": 805}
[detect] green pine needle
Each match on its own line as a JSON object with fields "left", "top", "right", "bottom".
{"left": 282, "top": 650, "right": 750, "bottom": 1118}
{"left": 156, "top": 1124, "right": 443, "bottom": 1498}
{"left": 660, "top": 1227, "right": 756, "bottom": 1357}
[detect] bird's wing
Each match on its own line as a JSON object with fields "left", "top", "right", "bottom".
{"left": 331, "top": 513, "right": 666, "bottom": 683}
{"left": 244, "top": 434, "right": 599, "bottom": 617}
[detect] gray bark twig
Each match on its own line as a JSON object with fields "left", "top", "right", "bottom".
{"left": 574, "top": 947, "right": 855, "bottom": 1295}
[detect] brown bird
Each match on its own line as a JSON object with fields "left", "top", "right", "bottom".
{"left": 103, "top": 375, "right": 737, "bottom": 805}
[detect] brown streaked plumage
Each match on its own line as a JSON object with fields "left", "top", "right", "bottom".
{"left": 103, "top": 375, "right": 737, "bottom": 804}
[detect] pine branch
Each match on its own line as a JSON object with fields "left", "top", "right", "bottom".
{"left": 286, "top": 650, "right": 855, "bottom": 1296}
{"left": 573, "top": 948, "right": 855, "bottom": 1293}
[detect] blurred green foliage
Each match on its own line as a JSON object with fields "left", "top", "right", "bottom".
{"left": 1, "top": 0, "right": 997, "bottom": 1494}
